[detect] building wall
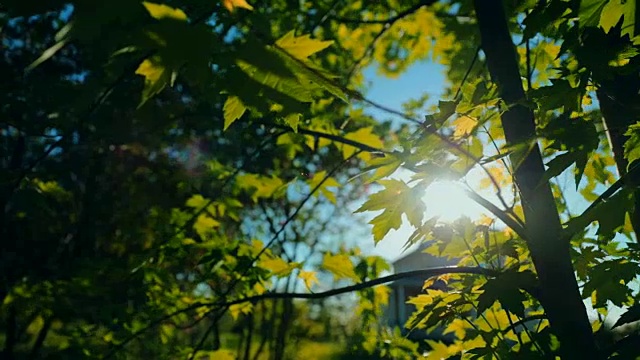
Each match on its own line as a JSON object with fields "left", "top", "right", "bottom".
{"left": 385, "top": 245, "right": 458, "bottom": 339}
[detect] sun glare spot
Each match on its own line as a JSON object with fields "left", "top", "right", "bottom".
{"left": 423, "top": 181, "right": 483, "bottom": 222}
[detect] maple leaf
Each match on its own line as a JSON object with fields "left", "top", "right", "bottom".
{"left": 307, "top": 170, "right": 340, "bottom": 204}
{"left": 322, "top": 253, "right": 359, "bottom": 282}
{"left": 452, "top": 115, "right": 477, "bottom": 138}
{"left": 275, "top": 31, "right": 334, "bottom": 60}
{"left": 355, "top": 180, "right": 426, "bottom": 243}
{"left": 298, "top": 270, "right": 319, "bottom": 291}
{"left": 341, "top": 126, "right": 384, "bottom": 160}
{"left": 135, "top": 57, "right": 170, "bottom": 106}
{"left": 258, "top": 257, "right": 298, "bottom": 277}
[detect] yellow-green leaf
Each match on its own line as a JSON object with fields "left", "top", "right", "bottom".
{"left": 355, "top": 180, "right": 426, "bottom": 243}
{"left": 283, "top": 113, "right": 302, "bottom": 132}
{"left": 298, "top": 270, "right": 319, "bottom": 290}
{"left": 342, "top": 126, "right": 384, "bottom": 160}
{"left": 275, "top": 31, "right": 334, "bottom": 60}
{"left": 135, "top": 57, "right": 170, "bottom": 106}
{"left": 425, "top": 340, "right": 456, "bottom": 360}
{"left": 258, "top": 257, "right": 298, "bottom": 277}
{"left": 186, "top": 194, "right": 208, "bottom": 209}
{"left": 223, "top": 96, "right": 247, "bottom": 130}
{"left": 222, "top": 0, "right": 254, "bottom": 12}
{"left": 229, "top": 302, "right": 253, "bottom": 320}
{"left": 237, "top": 174, "right": 285, "bottom": 202}
{"left": 142, "top": 2, "right": 188, "bottom": 21}
{"left": 322, "top": 253, "right": 359, "bottom": 282}
{"left": 308, "top": 170, "right": 340, "bottom": 204}
{"left": 452, "top": 115, "right": 477, "bottom": 138}
{"left": 194, "top": 214, "right": 220, "bottom": 238}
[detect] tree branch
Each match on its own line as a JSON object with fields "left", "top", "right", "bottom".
{"left": 464, "top": 189, "right": 527, "bottom": 240}
{"left": 269, "top": 122, "right": 390, "bottom": 154}
{"left": 210, "top": 266, "right": 497, "bottom": 307}
{"left": 344, "top": 0, "right": 438, "bottom": 79}
{"left": 105, "top": 266, "right": 495, "bottom": 358}
{"left": 329, "top": 0, "right": 435, "bottom": 25}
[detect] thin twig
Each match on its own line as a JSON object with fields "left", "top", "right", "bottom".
{"left": 453, "top": 45, "right": 482, "bottom": 100}
{"left": 344, "top": 1, "right": 437, "bottom": 79}
{"left": 330, "top": 0, "right": 436, "bottom": 25}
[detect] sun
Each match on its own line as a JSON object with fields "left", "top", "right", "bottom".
{"left": 422, "top": 180, "right": 483, "bottom": 222}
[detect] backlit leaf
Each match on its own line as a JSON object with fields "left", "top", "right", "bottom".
{"left": 237, "top": 174, "right": 285, "bottom": 202}
{"left": 259, "top": 257, "right": 298, "bottom": 277}
{"left": 229, "top": 302, "right": 253, "bottom": 320}
{"left": 600, "top": 0, "right": 635, "bottom": 36}
{"left": 452, "top": 115, "right": 477, "bottom": 138}
{"left": 355, "top": 180, "right": 426, "bottom": 243}
{"left": 342, "top": 126, "right": 384, "bottom": 160}
{"left": 298, "top": 270, "right": 319, "bottom": 290}
{"left": 322, "top": 253, "right": 359, "bottom": 282}
{"left": 308, "top": 170, "right": 340, "bottom": 204}
{"left": 275, "top": 31, "right": 334, "bottom": 60}
{"left": 624, "top": 122, "right": 640, "bottom": 168}
{"left": 135, "top": 57, "right": 170, "bottom": 106}
{"left": 222, "top": 0, "right": 254, "bottom": 12}
{"left": 142, "top": 2, "right": 188, "bottom": 20}
{"left": 223, "top": 96, "right": 247, "bottom": 130}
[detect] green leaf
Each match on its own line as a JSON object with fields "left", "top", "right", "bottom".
{"left": 307, "top": 170, "right": 340, "bottom": 204}
{"left": 600, "top": 0, "right": 636, "bottom": 36}
{"left": 579, "top": 0, "right": 609, "bottom": 28}
{"left": 564, "top": 189, "right": 633, "bottom": 240}
{"left": 237, "top": 174, "right": 285, "bottom": 202}
{"left": 450, "top": 137, "right": 483, "bottom": 175}
{"left": 365, "top": 155, "right": 403, "bottom": 183}
{"left": 185, "top": 194, "right": 209, "bottom": 209}
{"left": 258, "top": 257, "right": 298, "bottom": 277}
{"left": 530, "top": 80, "right": 583, "bottom": 113}
{"left": 624, "top": 122, "right": 640, "bottom": 168}
{"left": 283, "top": 113, "right": 302, "bottom": 132}
{"left": 341, "top": 126, "right": 384, "bottom": 159}
{"left": 193, "top": 214, "right": 220, "bottom": 238}
{"left": 223, "top": 96, "right": 247, "bottom": 130}
{"left": 355, "top": 180, "right": 426, "bottom": 243}
{"left": 476, "top": 270, "right": 538, "bottom": 317}
{"left": 583, "top": 260, "right": 638, "bottom": 307}
{"left": 271, "top": 33, "right": 349, "bottom": 102}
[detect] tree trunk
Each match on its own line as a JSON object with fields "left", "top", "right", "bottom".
{"left": 243, "top": 313, "right": 254, "bottom": 360}
{"left": 273, "top": 298, "right": 292, "bottom": 360}
{"left": 472, "top": 0, "right": 598, "bottom": 357}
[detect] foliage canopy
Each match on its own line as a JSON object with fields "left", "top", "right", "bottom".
{"left": 3, "top": 0, "right": 640, "bottom": 359}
